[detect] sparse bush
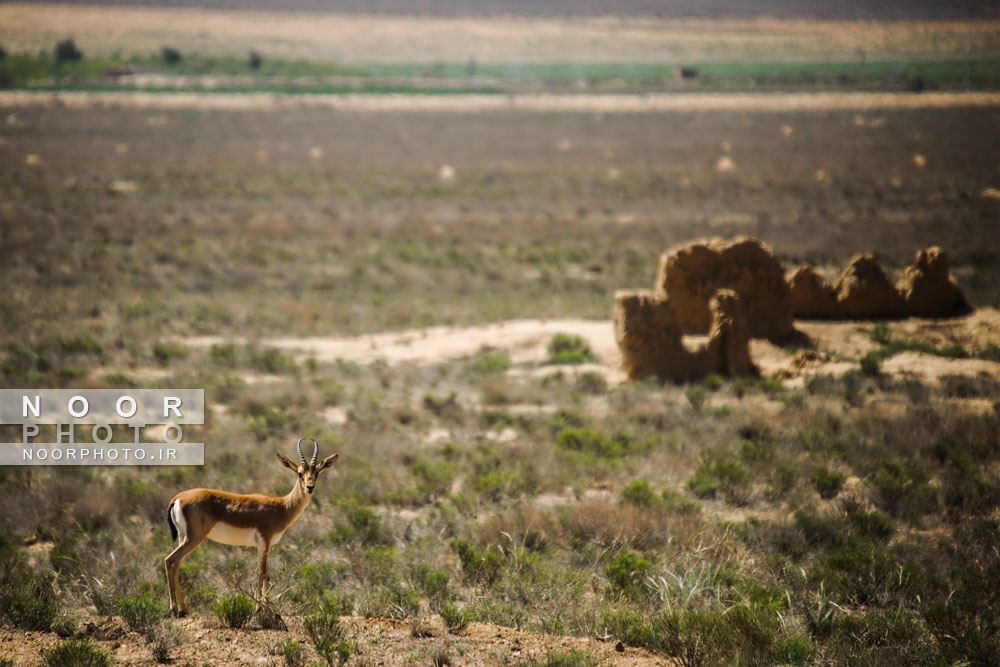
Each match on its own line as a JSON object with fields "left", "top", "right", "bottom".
{"left": 465, "top": 348, "right": 511, "bottom": 377}
{"left": 575, "top": 371, "right": 608, "bottom": 394}
{"left": 685, "top": 385, "right": 708, "bottom": 410}
{"left": 160, "top": 46, "right": 182, "bottom": 65}
{"left": 423, "top": 391, "right": 461, "bottom": 418}
{"left": 116, "top": 589, "right": 167, "bottom": 635}
{"left": 58, "top": 333, "right": 103, "bottom": 355}
{"left": 152, "top": 341, "right": 189, "bottom": 366}
{"left": 451, "top": 538, "right": 505, "bottom": 585}
{"left": 859, "top": 350, "right": 882, "bottom": 376}
{"left": 278, "top": 638, "right": 304, "bottom": 667}
{"left": 688, "top": 454, "right": 752, "bottom": 505}
{"left": 439, "top": 602, "right": 469, "bottom": 634}
{"left": 52, "top": 613, "right": 78, "bottom": 637}
{"left": 870, "top": 459, "right": 937, "bottom": 520}
{"left": 329, "top": 500, "right": 390, "bottom": 547}
{"left": 539, "top": 650, "right": 598, "bottom": 667}
{"left": 209, "top": 342, "right": 238, "bottom": 366}
{"left": 603, "top": 551, "right": 652, "bottom": 601}
{"left": 305, "top": 597, "right": 353, "bottom": 666}
{"left": 0, "top": 568, "right": 58, "bottom": 631}
{"left": 43, "top": 637, "right": 113, "bottom": 667}
{"left": 546, "top": 333, "right": 596, "bottom": 364}
{"left": 809, "top": 468, "right": 846, "bottom": 499}
{"left": 214, "top": 593, "right": 255, "bottom": 629}
{"left": 247, "top": 347, "right": 297, "bottom": 374}
{"left": 555, "top": 427, "right": 654, "bottom": 460}
{"left": 54, "top": 38, "right": 82, "bottom": 63}
{"left": 150, "top": 621, "right": 182, "bottom": 663}
{"left": 620, "top": 479, "right": 659, "bottom": 507}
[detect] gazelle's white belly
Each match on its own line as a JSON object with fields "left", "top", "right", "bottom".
{"left": 205, "top": 523, "right": 285, "bottom": 547}
{"left": 207, "top": 523, "right": 259, "bottom": 547}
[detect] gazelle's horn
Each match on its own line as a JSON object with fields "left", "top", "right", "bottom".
{"left": 296, "top": 438, "right": 307, "bottom": 466}
{"left": 310, "top": 439, "right": 319, "bottom": 466}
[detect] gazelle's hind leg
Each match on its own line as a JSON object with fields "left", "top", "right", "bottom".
{"left": 165, "top": 537, "right": 205, "bottom": 617}
{"left": 164, "top": 500, "right": 205, "bottom": 617}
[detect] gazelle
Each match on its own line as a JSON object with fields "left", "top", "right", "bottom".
{"left": 165, "top": 438, "right": 338, "bottom": 617}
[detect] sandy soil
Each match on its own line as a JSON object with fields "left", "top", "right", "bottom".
{"left": 0, "top": 615, "right": 672, "bottom": 666}
{"left": 3, "top": 90, "right": 1000, "bottom": 114}
{"left": 184, "top": 309, "right": 1000, "bottom": 388}
{"left": 3, "top": 4, "right": 998, "bottom": 63}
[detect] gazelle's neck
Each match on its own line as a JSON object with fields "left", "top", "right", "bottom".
{"left": 284, "top": 479, "right": 312, "bottom": 514}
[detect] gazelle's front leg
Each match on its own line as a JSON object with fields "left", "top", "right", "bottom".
{"left": 254, "top": 531, "right": 271, "bottom": 604}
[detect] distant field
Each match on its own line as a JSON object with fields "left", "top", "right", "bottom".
{"left": 2, "top": 4, "right": 1000, "bottom": 64}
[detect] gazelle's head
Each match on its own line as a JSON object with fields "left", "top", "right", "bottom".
{"left": 276, "top": 438, "right": 339, "bottom": 495}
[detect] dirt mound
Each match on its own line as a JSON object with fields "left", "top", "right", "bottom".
{"left": 613, "top": 288, "right": 756, "bottom": 381}
{"left": 705, "top": 289, "right": 758, "bottom": 377}
{"left": 613, "top": 289, "right": 693, "bottom": 381}
{"left": 655, "top": 236, "right": 795, "bottom": 341}
{"left": 898, "top": 246, "right": 971, "bottom": 317}
{"left": 788, "top": 264, "right": 839, "bottom": 319}
{"left": 834, "top": 253, "right": 906, "bottom": 319}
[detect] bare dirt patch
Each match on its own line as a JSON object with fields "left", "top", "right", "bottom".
{"left": 2, "top": 90, "right": 1000, "bottom": 114}
{"left": 0, "top": 615, "right": 671, "bottom": 666}
{"left": 185, "top": 309, "right": 1000, "bottom": 388}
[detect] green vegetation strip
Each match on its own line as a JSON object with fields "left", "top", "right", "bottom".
{"left": 3, "top": 51, "right": 999, "bottom": 93}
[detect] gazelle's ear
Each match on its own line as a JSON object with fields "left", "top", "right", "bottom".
{"left": 276, "top": 452, "right": 298, "bottom": 471}
{"left": 318, "top": 453, "right": 339, "bottom": 472}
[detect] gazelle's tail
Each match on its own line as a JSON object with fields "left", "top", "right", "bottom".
{"left": 167, "top": 500, "right": 178, "bottom": 542}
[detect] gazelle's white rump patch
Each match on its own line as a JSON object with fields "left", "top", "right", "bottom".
{"left": 169, "top": 499, "right": 187, "bottom": 542}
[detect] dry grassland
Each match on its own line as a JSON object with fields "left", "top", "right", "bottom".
{"left": 2, "top": 4, "right": 1000, "bottom": 63}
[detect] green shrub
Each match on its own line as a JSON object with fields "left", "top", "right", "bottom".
{"left": 439, "top": 602, "right": 469, "bottom": 634}
{"left": 422, "top": 391, "right": 461, "bottom": 418}
{"left": 776, "top": 635, "right": 814, "bottom": 665}
{"left": 859, "top": 350, "right": 882, "bottom": 376}
{"left": 43, "top": 638, "right": 113, "bottom": 667}
{"left": 209, "top": 342, "right": 239, "bottom": 366}
{"left": 58, "top": 333, "right": 103, "bottom": 355}
{"left": 575, "top": 371, "right": 608, "bottom": 394}
{"left": 408, "top": 563, "right": 451, "bottom": 607}
{"left": 279, "top": 639, "right": 304, "bottom": 667}
{"left": 603, "top": 552, "right": 652, "bottom": 601}
{"left": 555, "top": 427, "right": 654, "bottom": 460}
{"left": 870, "top": 459, "right": 937, "bottom": 520}
{"left": 809, "top": 468, "right": 847, "bottom": 499}
{"left": 685, "top": 385, "right": 708, "bottom": 410}
{"left": 688, "top": 455, "right": 752, "bottom": 505}
{"left": 329, "top": 500, "right": 390, "bottom": 547}
{"left": 215, "top": 593, "right": 256, "bottom": 629}
{"left": 539, "top": 650, "right": 598, "bottom": 667}
{"left": 152, "top": 341, "right": 189, "bottom": 365}
{"left": 54, "top": 38, "right": 83, "bottom": 63}
{"left": 465, "top": 349, "right": 511, "bottom": 376}
{"left": 546, "top": 333, "right": 596, "bottom": 364}
{"left": 247, "top": 347, "right": 297, "bottom": 374}
{"left": 660, "top": 487, "right": 701, "bottom": 514}
{"left": 304, "top": 597, "right": 353, "bottom": 666}
{"left": 115, "top": 589, "right": 167, "bottom": 634}
{"left": 0, "top": 568, "right": 58, "bottom": 631}
{"left": 621, "top": 480, "right": 659, "bottom": 507}
{"left": 451, "top": 538, "right": 505, "bottom": 585}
